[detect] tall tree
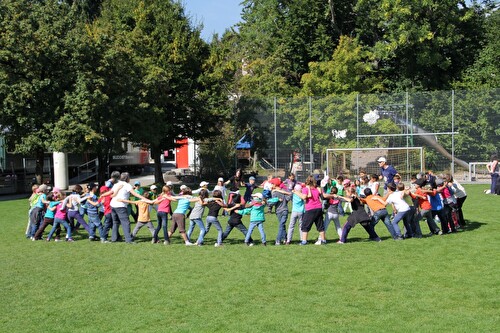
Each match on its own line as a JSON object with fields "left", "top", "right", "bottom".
{"left": 0, "top": 0, "right": 79, "bottom": 184}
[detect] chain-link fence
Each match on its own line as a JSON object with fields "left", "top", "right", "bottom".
{"left": 244, "top": 89, "right": 499, "bottom": 183}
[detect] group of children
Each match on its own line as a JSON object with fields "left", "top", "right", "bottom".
{"left": 26, "top": 167, "right": 468, "bottom": 246}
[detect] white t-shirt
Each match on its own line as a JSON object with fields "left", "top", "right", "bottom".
{"left": 386, "top": 191, "right": 410, "bottom": 213}
{"left": 110, "top": 181, "right": 133, "bottom": 208}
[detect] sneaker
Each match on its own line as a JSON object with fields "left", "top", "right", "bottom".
{"left": 336, "top": 240, "right": 344, "bottom": 244}
{"left": 195, "top": 242, "right": 203, "bottom": 246}
{"left": 55, "top": 238, "right": 63, "bottom": 242}
{"left": 185, "top": 241, "right": 194, "bottom": 246}
{"left": 246, "top": 242, "right": 254, "bottom": 247}
{"left": 438, "top": 230, "right": 443, "bottom": 235}
{"left": 300, "top": 241, "right": 307, "bottom": 246}
{"left": 89, "top": 236, "right": 95, "bottom": 241}
{"left": 31, "top": 237, "right": 35, "bottom": 241}
{"left": 46, "top": 238, "right": 50, "bottom": 242}
{"left": 285, "top": 241, "right": 291, "bottom": 245}
{"left": 395, "top": 236, "right": 404, "bottom": 241}
{"left": 275, "top": 242, "right": 281, "bottom": 246}
{"left": 100, "top": 239, "right": 109, "bottom": 243}
{"left": 163, "top": 240, "right": 170, "bottom": 245}
{"left": 214, "top": 243, "right": 221, "bottom": 247}
{"left": 314, "top": 239, "right": 326, "bottom": 245}
{"left": 262, "top": 242, "right": 267, "bottom": 246}
{"left": 66, "top": 238, "right": 74, "bottom": 242}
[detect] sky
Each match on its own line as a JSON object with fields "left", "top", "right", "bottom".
{"left": 182, "top": 0, "right": 243, "bottom": 41}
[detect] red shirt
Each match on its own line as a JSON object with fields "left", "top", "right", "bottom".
{"left": 412, "top": 188, "right": 432, "bottom": 210}
{"left": 99, "top": 186, "right": 112, "bottom": 215}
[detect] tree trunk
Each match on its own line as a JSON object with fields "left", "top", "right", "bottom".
{"left": 150, "top": 144, "right": 163, "bottom": 184}
{"left": 96, "top": 150, "right": 111, "bottom": 185}
{"left": 35, "top": 149, "right": 45, "bottom": 185}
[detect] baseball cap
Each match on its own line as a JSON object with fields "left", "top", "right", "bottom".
{"left": 377, "top": 157, "right": 387, "bottom": 163}
{"left": 150, "top": 185, "right": 157, "bottom": 190}
{"left": 166, "top": 181, "right": 173, "bottom": 186}
{"left": 180, "top": 185, "right": 187, "bottom": 191}
{"left": 87, "top": 182, "right": 98, "bottom": 190}
{"left": 342, "top": 179, "right": 351, "bottom": 186}
{"left": 249, "top": 176, "right": 255, "bottom": 181}
{"left": 134, "top": 181, "right": 140, "bottom": 186}
{"left": 294, "top": 184, "right": 303, "bottom": 191}
{"left": 199, "top": 181, "right": 209, "bottom": 187}
{"left": 218, "top": 177, "right": 224, "bottom": 182}
{"left": 251, "top": 192, "right": 263, "bottom": 200}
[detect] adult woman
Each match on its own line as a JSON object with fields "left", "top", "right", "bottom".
{"left": 294, "top": 175, "right": 326, "bottom": 245}
{"left": 486, "top": 154, "right": 499, "bottom": 194}
{"left": 167, "top": 187, "right": 199, "bottom": 246}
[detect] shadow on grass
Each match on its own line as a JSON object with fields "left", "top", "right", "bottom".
{"left": 462, "top": 220, "right": 485, "bottom": 232}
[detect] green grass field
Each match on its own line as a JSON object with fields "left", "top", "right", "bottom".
{"left": 0, "top": 184, "right": 499, "bottom": 332}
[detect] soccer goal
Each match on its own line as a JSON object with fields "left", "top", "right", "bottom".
{"left": 326, "top": 147, "right": 424, "bottom": 182}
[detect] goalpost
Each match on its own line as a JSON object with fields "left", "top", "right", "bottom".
{"left": 326, "top": 147, "right": 424, "bottom": 182}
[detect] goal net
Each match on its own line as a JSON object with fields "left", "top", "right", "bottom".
{"left": 326, "top": 147, "right": 424, "bottom": 182}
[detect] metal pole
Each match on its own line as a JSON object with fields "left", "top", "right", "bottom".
{"left": 451, "top": 90, "right": 455, "bottom": 176}
{"left": 309, "top": 97, "right": 314, "bottom": 173}
{"left": 356, "top": 94, "right": 359, "bottom": 148}
{"left": 274, "top": 96, "right": 277, "bottom": 175}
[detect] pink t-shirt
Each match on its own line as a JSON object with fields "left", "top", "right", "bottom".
{"left": 157, "top": 195, "right": 171, "bottom": 213}
{"left": 54, "top": 202, "right": 67, "bottom": 220}
{"left": 302, "top": 186, "right": 322, "bottom": 211}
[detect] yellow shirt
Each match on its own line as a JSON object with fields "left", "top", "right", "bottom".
{"left": 136, "top": 201, "right": 151, "bottom": 222}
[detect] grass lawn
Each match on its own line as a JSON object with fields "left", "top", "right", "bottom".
{"left": 0, "top": 184, "right": 498, "bottom": 332}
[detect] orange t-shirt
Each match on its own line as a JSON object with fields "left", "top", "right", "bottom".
{"left": 364, "top": 195, "right": 386, "bottom": 212}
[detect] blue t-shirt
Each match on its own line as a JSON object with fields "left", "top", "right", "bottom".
{"left": 35, "top": 193, "right": 46, "bottom": 209}
{"left": 381, "top": 165, "right": 398, "bottom": 189}
{"left": 44, "top": 201, "right": 60, "bottom": 219}
{"left": 292, "top": 193, "right": 305, "bottom": 213}
{"left": 173, "top": 197, "right": 192, "bottom": 215}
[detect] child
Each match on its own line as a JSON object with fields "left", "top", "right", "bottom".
{"left": 410, "top": 178, "right": 441, "bottom": 235}
{"left": 368, "top": 174, "right": 380, "bottom": 196}
{"left": 47, "top": 192, "right": 73, "bottom": 242}
{"left": 286, "top": 184, "right": 305, "bottom": 244}
{"left": 64, "top": 184, "right": 91, "bottom": 236}
{"left": 360, "top": 188, "right": 397, "bottom": 239}
{"left": 152, "top": 185, "right": 173, "bottom": 244}
{"left": 336, "top": 187, "right": 381, "bottom": 244}
{"left": 222, "top": 193, "right": 254, "bottom": 244}
{"left": 186, "top": 189, "right": 209, "bottom": 246}
{"left": 204, "top": 190, "right": 226, "bottom": 247}
{"left": 85, "top": 183, "right": 106, "bottom": 242}
{"left": 33, "top": 192, "right": 61, "bottom": 241}
{"left": 28, "top": 184, "right": 49, "bottom": 240}
{"left": 119, "top": 192, "right": 156, "bottom": 242}
{"left": 236, "top": 192, "right": 267, "bottom": 246}
{"left": 243, "top": 176, "right": 258, "bottom": 204}
{"left": 268, "top": 183, "right": 292, "bottom": 245}
{"left": 99, "top": 181, "right": 115, "bottom": 242}
{"left": 372, "top": 182, "right": 411, "bottom": 240}
{"left": 167, "top": 187, "right": 199, "bottom": 246}
{"left": 322, "top": 187, "right": 343, "bottom": 240}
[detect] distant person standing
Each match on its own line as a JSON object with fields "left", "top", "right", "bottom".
{"left": 378, "top": 157, "right": 398, "bottom": 193}
{"left": 486, "top": 153, "right": 499, "bottom": 194}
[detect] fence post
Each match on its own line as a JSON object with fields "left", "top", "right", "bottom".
{"left": 274, "top": 96, "right": 277, "bottom": 175}
{"left": 309, "top": 96, "right": 314, "bottom": 173}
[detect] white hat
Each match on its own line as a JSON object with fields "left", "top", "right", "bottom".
{"left": 251, "top": 192, "right": 263, "bottom": 199}
{"left": 377, "top": 157, "right": 387, "bottom": 163}
{"left": 166, "top": 181, "right": 173, "bottom": 186}
{"left": 199, "top": 181, "right": 209, "bottom": 187}
{"left": 218, "top": 177, "right": 224, "bottom": 182}
{"left": 150, "top": 185, "right": 157, "bottom": 190}
{"left": 180, "top": 185, "right": 187, "bottom": 190}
